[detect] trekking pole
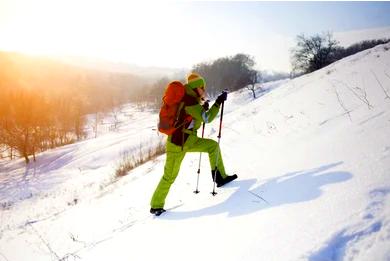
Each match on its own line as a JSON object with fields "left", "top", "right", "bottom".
{"left": 211, "top": 98, "right": 225, "bottom": 196}
{"left": 194, "top": 122, "right": 206, "bottom": 194}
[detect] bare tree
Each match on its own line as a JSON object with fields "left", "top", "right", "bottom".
{"left": 247, "top": 70, "right": 262, "bottom": 99}
{"left": 291, "top": 32, "right": 339, "bottom": 74}
{"left": 91, "top": 112, "right": 102, "bottom": 139}
{"left": 193, "top": 53, "right": 257, "bottom": 96}
{"left": 73, "top": 97, "right": 86, "bottom": 140}
{"left": 109, "top": 95, "right": 123, "bottom": 131}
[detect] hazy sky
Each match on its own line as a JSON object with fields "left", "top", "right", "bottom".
{"left": 1, "top": 1, "right": 390, "bottom": 72}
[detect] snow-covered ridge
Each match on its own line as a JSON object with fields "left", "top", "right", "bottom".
{"left": 1, "top": 43, "right": 390, "bottom": 261}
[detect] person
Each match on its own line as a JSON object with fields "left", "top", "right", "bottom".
{"left": 150, "top": 73, "right": 238, "bottom": 215}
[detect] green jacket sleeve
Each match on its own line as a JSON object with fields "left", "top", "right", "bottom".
{"left": 185, "top": 103, "right": 220, "bottom": 124}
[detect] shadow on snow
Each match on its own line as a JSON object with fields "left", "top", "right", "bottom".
{"left": 162, "top": 161, "right": 352, "bottom": 220}
{"left": 308, "top": 187, "right": 390, "bottom": 261}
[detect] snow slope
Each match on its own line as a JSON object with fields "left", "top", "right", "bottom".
{"left": 1, "top": 43, "right": 390, "bottom": 261}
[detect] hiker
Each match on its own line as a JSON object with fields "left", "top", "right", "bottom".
{"left": 150, "top": 73, "right": 238, "bottom": 215}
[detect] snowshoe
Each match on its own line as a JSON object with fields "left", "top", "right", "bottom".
{"left": 150, "top": 208, "right": 166, "bottom": 216}
{"left": 211, "top": 170, "right": 238, "bottom": 187}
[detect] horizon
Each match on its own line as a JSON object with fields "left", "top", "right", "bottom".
{"left": 1, "top": 1, "right": 390, "bottom": 72}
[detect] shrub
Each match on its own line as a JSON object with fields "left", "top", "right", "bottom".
{"left": 115, "top": 138, "right": 166, "bottom": 178}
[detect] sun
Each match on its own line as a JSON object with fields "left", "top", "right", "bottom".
{"left": 0, "top": 1, "right": 192, "bottom": 67}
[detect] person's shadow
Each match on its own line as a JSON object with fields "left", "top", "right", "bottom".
{"left": 162, "top": 161, "right": 352, "bottom": 220}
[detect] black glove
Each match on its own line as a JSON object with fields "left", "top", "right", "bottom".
{"left": 215, "top": 91, "right": 227, "bottom": 105}
{"left": 202, "top": 100, "right": 210, "bottom": 111}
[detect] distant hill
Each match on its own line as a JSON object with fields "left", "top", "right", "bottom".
{"left": 334, "top": 26, "right": 390, "bottom": 47}
{"left": 57, "top": 55, "right": 188, "bottom": 81}
{"left": 0, "top": 51, "right": 152, "bottom": 110}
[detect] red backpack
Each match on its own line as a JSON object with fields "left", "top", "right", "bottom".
{"left": 158, "top": 81, "right": 192, "bottom": 135}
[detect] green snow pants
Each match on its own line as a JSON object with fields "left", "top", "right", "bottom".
{"left": 150, "top": 135, "right": 227, "bottom": 209}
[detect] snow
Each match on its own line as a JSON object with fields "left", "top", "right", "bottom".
{"left": 1, "top": 43, "right": 390, "bottom": 261}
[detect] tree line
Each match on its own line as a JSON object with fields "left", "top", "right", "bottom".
{"left": 291, "top": 32, "right": 390, "bottom": 75}
{"left": 0, "top": 52, "right": 147, "bottom": 163}
{"left": 145, "top": 34, "right": 390, "bottom": 104}
{"left": 143, "top": 53, "right": 261, "bottom": 105}
{"left": 192, "top": 54, "right": 259, "bottom": 97}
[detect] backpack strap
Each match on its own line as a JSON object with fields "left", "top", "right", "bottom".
{"left": 173, "top": 102, "right": 185, "bottom": 128}
{"left": 170, "top": 94, "right": 197, "bottom": 147}
{"left": 182, "top": 128, "right": 196, "bottom": 135}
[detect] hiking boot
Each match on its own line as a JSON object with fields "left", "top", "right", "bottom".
{"left": 150, "top": 208, "right": 166, "bottom": 216}
{"left": 211, "top": 170, "right": 238, "bottom": 187}
{"left": 218, "top": 174, "right": 238, "bottom": 187}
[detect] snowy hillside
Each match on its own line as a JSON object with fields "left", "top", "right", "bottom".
{"left": 1, "top": 43, "right": 390, "bottom": 261}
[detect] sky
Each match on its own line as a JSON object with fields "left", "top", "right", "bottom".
{"left": 1, "top": 1, "right": 390, "bottom": 72}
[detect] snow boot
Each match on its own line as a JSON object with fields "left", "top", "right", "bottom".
{"left": 150, "top": 208, "right": 166, "bottom": 216}
{"left": 211, "top": 170, "right": 238, "bottom": 187}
